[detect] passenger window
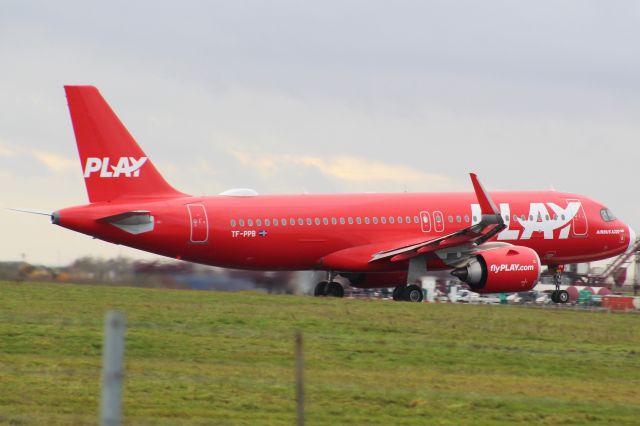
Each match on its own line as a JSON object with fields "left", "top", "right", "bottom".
{"left": 256, "top": 219, "right": 262, "bottom": 227}
{"left": 398, "top": 216, "right": 403, "bottom": 224}
{"left": 323, "top": 218, "right": 329, "bottom": 225}
{"left": 448, "top": 216, "right": 453, "bottom": 223}
{"left": 273, "top": 219, "right": 278, "bottom": 226}
{"left": 298, "top": 218, "right": 304, "bottom": 225}
{"left": 356, "top": 217, "right": 362, "bottom": 224}
{"left": 381, "top": 217, "right": 387, "bottom": 224}
{"left": 332, "top": 217, "right": 337, "bottom": 225}
{"left": 248, "top": 219, "right": 254, "bottom": 227}
{"left": 348, "top": 217, "right": 354, "bottom": 225}
{"left": 281, "top": 218, "right": 287, "bottom": 226}
{"left": 231, "top": 219, "right": 237, "bottom": 227}
{"left": 314, "top": 218, "right": 320, "bottom": 225}
{"left": 456, "top": 216, "right": 462, "bottom": 223}
{"left": 413, "top": 216, "right": 419, "bottom": 224}
{"left": 306, "top": 218, "right": 312, "bottom": 225}
{"left": 290, "top": 218, "right": 296, "bottom": 226}
{"left": 389, "top": 216, "right": 395, "bottom": 224}
{"left": 373, "top": 217, "right": 379, "bottom": 224}
{"left": 340, "top": 217, "right": 346, "bottom": 225}
{"left": 464, "top": 215, "right": 470, "bottom": 223}
{"left": 239, "top": 219, "right": 245, "bottom": 227}
{"left": 406, "top": 216, "right": 411, "bottom": 223}
{"left": 365, "top": 217, "right": 370, "bottom": 224}
{"left": 472, "top": 216, "right": 477, "bottom": 222}
{"left": 265, "top": 219, "right": 270, "bottom": 226}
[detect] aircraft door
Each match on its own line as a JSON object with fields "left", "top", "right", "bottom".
{"left": 433, "top": 211, "right": 444, "bottom": 233}
{"left": 566, "top": 199, "right": 588, "bottom": 237}
{"left": 420, "top": 211, "right": 432, "bottom": 233}
{"left": 187, "top": 204, "right": 209, "bottom": 243}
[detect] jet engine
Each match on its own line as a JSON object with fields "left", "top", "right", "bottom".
{"left": 451, "top": 246, "right": 540, "bottom": 293}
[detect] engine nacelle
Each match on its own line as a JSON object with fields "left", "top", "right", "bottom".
{"left": 451, "top": 246, "right": 540, "bottom": 293}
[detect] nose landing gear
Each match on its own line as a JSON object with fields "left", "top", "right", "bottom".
{"left": 550, "top": 265, "right": 569, "bottom": 304}
{"left": 551, "top": 289, "right": 569, "bottom": 304}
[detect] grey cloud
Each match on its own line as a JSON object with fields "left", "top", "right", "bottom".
{"left": 2, "top": 1, "right": 640, "bottom": 264}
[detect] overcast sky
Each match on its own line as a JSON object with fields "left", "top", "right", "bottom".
{"left": 1, "top": 1, "right": 640, "bottom": 265}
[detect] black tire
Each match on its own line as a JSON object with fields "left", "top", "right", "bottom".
{"left": 405, "top": 284, "right": 424, "bottom": 302}
{"left": 550, "top": 290, "right": 558, "bottom": 303}
{"left": 558, "top": 290, "right": 569, "bottom": 304}
{"left": 327, "top": 282, "right": 344, "bottom": 298}
{"left": 392, "top": 285, "right": 405, "bottom": 301}
{"left": 314, "top": 281, "right": 328, "bottom": 296}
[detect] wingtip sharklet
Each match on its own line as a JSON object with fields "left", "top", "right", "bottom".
{"left": 469, "top": 173, "right": 499, "bottom": 216}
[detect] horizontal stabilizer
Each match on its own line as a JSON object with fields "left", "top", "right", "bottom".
{"left": 97, "top": 210, "right": 154, "bottom": 235}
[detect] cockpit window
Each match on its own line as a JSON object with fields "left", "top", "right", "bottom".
{"left": 600, "top": 208, "right": 616, "bottom": 222}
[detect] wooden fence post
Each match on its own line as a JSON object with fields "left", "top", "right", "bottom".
{"left": 296, "top": 331, "right": 304, "bottom": 426}
{"left": 100, "top": 311, "right": 126, "bottom": 426}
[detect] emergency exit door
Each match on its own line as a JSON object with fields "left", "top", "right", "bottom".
{"left": 420, "top": 211, "right": 444, "bottom": 232}
{"left": 420, "top": 211, "right": 431, "bottom": 232}
{"left": 433, "top": 211, "right": 444, "bottom": 232}
{"left": 187, "top": 204, "right": 209, "bottom": 243}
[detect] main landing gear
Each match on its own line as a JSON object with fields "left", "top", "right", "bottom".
{"left": 550, "top": 265, "right": 569, "bottom": 304}
{"left": 390, "top": 255, "right": 427, "bottom": 302}
{"left": 313, "top": 272, "right": 344, "bottom": 298}
{"left": 392, "top": 284, "right": 424, "bottom": 302}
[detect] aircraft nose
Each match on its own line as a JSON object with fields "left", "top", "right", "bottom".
{"left": 627, "top": 225, "right": 636, "bottom": 253}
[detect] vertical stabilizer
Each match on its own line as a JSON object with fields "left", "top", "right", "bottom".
{"left": 64, "top": 85, "right": 186, "bottom": 203}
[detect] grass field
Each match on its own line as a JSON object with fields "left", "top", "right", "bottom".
{"left": 0, "top": 281, "right": 639, "bottom": 425}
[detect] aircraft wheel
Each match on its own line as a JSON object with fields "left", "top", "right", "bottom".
{"left": 404, "top": 285, "right": 424, "bottom": 302}
{"left": 557, "top": 290, "right": 569, "bottom": 304}
{"left": 327, "top": 282, "right": 344, "bottom": 298}
{"left": 314, "top": 281, "right": 328, "bottom": 297}
{"left": 392, "top": 285, "right": 405, "bottom": 301}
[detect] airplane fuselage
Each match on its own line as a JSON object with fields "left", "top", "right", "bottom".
{"left": 56, "top": 190, "right": 632, "bottom": 273}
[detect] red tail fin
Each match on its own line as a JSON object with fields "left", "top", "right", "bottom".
{"left": 64, "top": 85, "right": 186, "bottom": 203}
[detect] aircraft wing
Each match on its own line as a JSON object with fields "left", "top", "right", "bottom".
{"left": 370, "top": 173, "right": 506, "bottom": 263}
{"left": 321, "top": 174, "right": 506, "bottom": 270}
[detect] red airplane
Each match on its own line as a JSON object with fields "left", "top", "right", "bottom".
{"left": 18, "top": 86, "right": 636, "bottom": 303}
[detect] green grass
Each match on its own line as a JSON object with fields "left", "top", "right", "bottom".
{"left": 0, "top": 281, "right": 639, "bottom": 425}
